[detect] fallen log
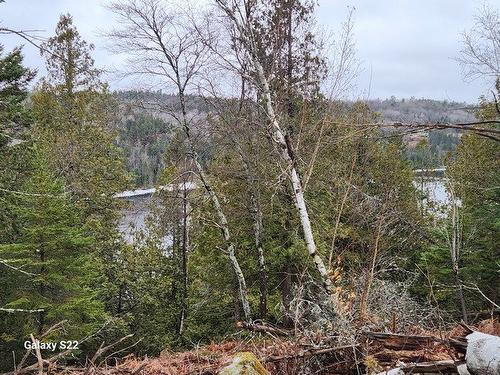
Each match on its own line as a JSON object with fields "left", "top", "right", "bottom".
{"left": 372, "top": 330, "right": 500, "bottom": 375}
{"left": 377, "top": 360, "right": 463, "bottom": 374}
{"left": 373, "top": 348, "right": 454, "bottom": 365}
{"left": 365, "top": 331, "right": 469, "bottom": 355}
{"left": 449, "top": 337, "right": 468, "bottom": 352}
{"left": 365, "top": 332, "right": 441, "bottom": 350}
{"left": 401, "top": 360, "right": 463, "bottom": 373}
{"left": 264, "top": 344, "right": 358, "bottom": 363}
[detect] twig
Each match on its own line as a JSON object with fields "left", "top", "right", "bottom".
{"left": 237, "top": 321, "right": 291, "bottom": 337}
{"left": 0, "top": 187, "right": 67, "bottom": 198}
{"left": 98, "top": 338, "right": 142, "bottom": 368}
{"left": 462, "top": 283, "right": 500, "bottom": 309}
{"left": 131, "top": 361, "right": 148, "bottom": 375}
{"left": 87, "top": 334, "right": 134, "bottom": 370}
{"left": 0, "top": 259, "right": 37, "bottom": 276}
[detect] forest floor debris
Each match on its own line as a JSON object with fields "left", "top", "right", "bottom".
{"left": 9, "top": 318, "right": 498, "bottom": 375}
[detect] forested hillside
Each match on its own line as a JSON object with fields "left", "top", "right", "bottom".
{"left": 367, "top": 97, "right": 475, "bottom": 123}
{"left": 116, "top": 93, "right": 475, "bottom": 187}
{"left": 0, "top": 1, "right": 498, "bottom": 375}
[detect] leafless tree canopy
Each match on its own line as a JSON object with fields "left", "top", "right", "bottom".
{"left": 107, "top": 0, "right": 210, "bottom": 93}
{"left": 457, "top": 4, "right": 500, "bottom": 82}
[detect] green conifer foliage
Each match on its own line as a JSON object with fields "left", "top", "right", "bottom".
{"left": 31, "top": 14, "right": 130, "bottom": 317}
{"left": 0, "top": 45, "right": 35, "bottom": 147}
{"left": 0, "top": 147, "right": 105, "bottom": 367}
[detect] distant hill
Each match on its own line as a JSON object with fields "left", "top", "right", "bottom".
{"left": 114, "top": 92, "right": 476, "bottom": 186}
{"left": 116, "top": 91, "right": 477, "bottom": 124}
{"left": 365, "top": 98, "right": 478, "bottom": 168}
{"left": 366, "top": 97, "right": 476, "bottom": 124}
{"left": 113, "top": 91, "right": 212, "bottom": 187}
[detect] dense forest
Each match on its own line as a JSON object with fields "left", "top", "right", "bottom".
{"left": 0, "top": 1, "right": 498, "bottom": 374}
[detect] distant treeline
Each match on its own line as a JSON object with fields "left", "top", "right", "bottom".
{"left": 114, "top": 92, "right": 475, "bottom": 186}
{"left": 366, "top": 97, "right": 475, "bottom": 124}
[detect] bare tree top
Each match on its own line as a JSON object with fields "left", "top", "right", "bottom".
{"left": 457, "top": 3, "right": 500, "bottom": 82}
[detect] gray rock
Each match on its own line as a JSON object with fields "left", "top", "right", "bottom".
{"left": 466, "top": 332, "right": 500, "bottom": 375}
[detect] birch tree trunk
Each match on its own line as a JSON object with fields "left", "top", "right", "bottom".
{"left": 253, "top": 62, "right": 334, "bottom": 295}
{"left": 215, "top": 0, "right": 335, "bottom": 296}
{"left": 177, "top": 83, "right": 252, "bottom": 322}
{"left": 191, "top": 156, "right": 252, "bottom": 321}
{"left": 449, "top": 188, "right": 467, "bottom": 323}
{"left": 177, "top": 77, "right": 251, "bottom": 321}
{"left": 179, "top": 181, "right": 190, "bottom": 335}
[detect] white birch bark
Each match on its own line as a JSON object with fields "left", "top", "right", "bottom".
{"left": 253, "top": 61, "right": 334, "bottom": 294}
{"left": 214, "top": 0, "right": 334, "bottom": 295}
{"left": 178, "top": 61, "right": 252, "bottom": 322}
{"left": 192, "top": 157, "right": 252, "bottom": 320}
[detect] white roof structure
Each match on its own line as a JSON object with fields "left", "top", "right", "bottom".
{"left": 113, "top": 182, "right": 198, "bottom": 199}
{"left": 413, "top": 167, "right": 447, "bottom": 174}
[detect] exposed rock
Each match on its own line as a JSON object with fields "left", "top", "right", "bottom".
{"left": 466, "top": 332, "right": 500, "bottom": 375}
{"left": 219, "top": 352, "right": 269, "bottom": 375}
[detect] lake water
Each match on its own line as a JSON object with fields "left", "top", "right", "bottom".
{"left": 117, "top": 178, "right": 452, "bottom": 245}
{"left": 413, "top": 178, "right": 454, "bottom": 217}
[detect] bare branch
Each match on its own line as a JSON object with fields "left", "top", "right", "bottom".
{"left": 456, "top": 4, "right": 500, "bottom": 82}
{"left": 0, "top": 259, "right": 37, "bottom": 276}
{"left": 0, "top": 308, "right": 44, "bottom": 313}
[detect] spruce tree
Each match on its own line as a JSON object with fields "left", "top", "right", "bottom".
{"left": 0, "top": 45, "right": 35, "bottom": 241}
{"left": 0, "top": 47, "right": 38, "bottom": 369}
{"left": 0, "top": 147, "right": 105, "bottom": 366}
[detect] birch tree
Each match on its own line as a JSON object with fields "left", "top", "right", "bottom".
{"left": 213, "top": 0, "right": 337, "bottom": 300}
{"left": 107, "top": 0, "right": 251, "bottom": 321}
{"left": 204, "top": 85, "right": 269, "bottom": 318}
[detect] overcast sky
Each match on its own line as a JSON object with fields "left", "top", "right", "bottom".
{"left": 1, "top": 0, "right": 497, "bottom": 102}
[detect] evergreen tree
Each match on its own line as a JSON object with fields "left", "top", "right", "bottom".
{"left": 0, "top": 147, "right": 105, "bottom": 368}
{"left": 0, "top": 45, "right": 35, "bottom": 147}
{"left": 0, "top": 47, "right": 39, "bottom": 370}
{"left": 448, "top": 89, "right": 500, "bottom": 312}
{"left": 0, "top": 45, "right": 35, "bottom": 241}
{"left": 31, "top": 14, "right": 130, "bottom": 315}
